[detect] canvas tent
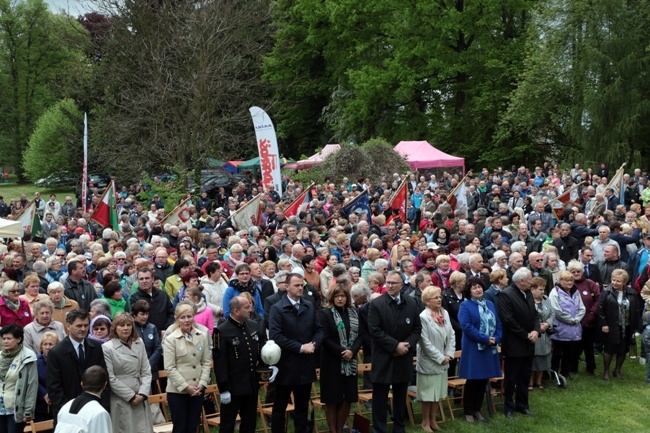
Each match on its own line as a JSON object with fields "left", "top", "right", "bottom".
{"left": 238, "top": 157, "right": 261, "bottom": 171}
{"left": 0, "top": 218, "right": 21, "bottom": 238}
{"left": 394, "top": 141, "right": 465, "bottom": 173}
{"left": 295, "top": 144, "right": 341, "bottom": 169}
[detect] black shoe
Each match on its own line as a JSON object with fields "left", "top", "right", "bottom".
{"left": 517, "top": 409, "right": 533, "bottom": 416}
{"left": 504, "top": 411, "right": 515, "bottom": 419}
{"left": 586, "top": 371, "right": 595, "bottom": 376}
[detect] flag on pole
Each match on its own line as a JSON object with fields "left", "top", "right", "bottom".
{"left": 230, "top": 194, "right": 262, "bottom": 230}
{"left": 550, "top": 183, "right": 581, "bottom": 221}
{"left": 31, "top": 210, "right": 43, "bottom": 240}
{"left": 284, "top": 184, "right": 313, "bottom": 218}
{"left": 91, "top": 181, "right": 119, "bottom": 230}
{"left": 82, "top": 113, "right": 88, "bottom": 213}
{"left": 249, "top": 106, "right": 283, "bottom": 195}
{"left": 160, "top": 198, "right": 192, "bottom": 226}
{"left": 385, "top": 178, "right": 408, "bottom": 226}
{"left": 16, "top": 200, "right": 36, "bottom": 236}
{"left": 341, "top": 190, "right": 370, "bottom": 220}
{"left": 447, "top": 177, "right": 468, "bottom": 212}
{"left": 605, "top": 163, "right": 626, "bottom": 203}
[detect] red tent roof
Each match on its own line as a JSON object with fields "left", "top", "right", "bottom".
{"left": 394, "top": 141, "right": 464, "bottom": 171}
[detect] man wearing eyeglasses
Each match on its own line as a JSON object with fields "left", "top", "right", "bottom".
{"left": 368, "top": 271, "right": 421, "bottom": 433}
{"left": 526, "top": 252, "right": 553, "bottom": 295}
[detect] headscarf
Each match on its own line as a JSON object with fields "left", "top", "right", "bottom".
{"left": 88, "top": 314, "right": 112, "bottom": 344}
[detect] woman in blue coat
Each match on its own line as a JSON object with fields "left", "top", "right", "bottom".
{"left": 457, "top": 277, "right": 502, "bottom": 424}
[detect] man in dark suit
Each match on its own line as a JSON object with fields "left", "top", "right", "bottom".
{"left": 47, "top": 308, "right": 109, "bottom": 423}
{"left": 466, "top": 253, "right": 491, "bottom": 287}
{"left": 368, "top": 271, "right": 421, "bottom": 433}
{"left": 497, "top": 268, "right": 540, "bottom": 418}
{"left": 579, "top": 246, "right": 603, "bottom": 287}
{"left": 269, "top": 273, "right": 324, "bottom": 433}
{"left": 215, "top": 296, "right": 272, "bottom": 433}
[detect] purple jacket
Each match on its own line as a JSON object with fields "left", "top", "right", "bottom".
{"left": 549, "top": 286, "right": 586, "bottom": 341}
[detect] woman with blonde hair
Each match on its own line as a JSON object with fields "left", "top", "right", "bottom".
{"left": 164, "top": 302, "right": 211, "bottom": 433}
{"left": 417, "top": 286, "right": 455, "bottom": 432}
{"left": 389, "top": 242, "right": 410, "bottom": 271}
{"left": 361, "top": 248, "right": 380, "bottom": 281}
{"left": 103, "top": 313, "right": 153, "bottom": 433}
{"left": 549, "top": 270, "right": 585, "bottom": 378}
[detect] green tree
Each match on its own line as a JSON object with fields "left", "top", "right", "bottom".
{"left": 0, "top": 0, "right": 89, "bottom": 182}
{"left": 90, "top": 0, "right": 272, "bottom": 181}
{"left": 499, "top": 0, "right": 650, "bottom": 167}
{"left": 23, "top": 98, "right": 82, "bottom": 181}
{"left": 265, "top": 0, "right": 537, "bottom": 165}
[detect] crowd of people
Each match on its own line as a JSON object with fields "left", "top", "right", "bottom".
{"left": 0, "top": 160, "right": 649, "bottom": 432}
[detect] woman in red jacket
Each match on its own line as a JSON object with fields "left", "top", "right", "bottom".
{"left": 0, "top": 280, "right": 33, "bottom": 327}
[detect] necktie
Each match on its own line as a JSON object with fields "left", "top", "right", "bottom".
{"left": 393, "top": 297, "right": 401, "bottom": 305}
{"left": 584, "top": 264, "right": 589, "bottom": 277}
{"left": 78, "top": 343, "right": 85, "bottom": 365}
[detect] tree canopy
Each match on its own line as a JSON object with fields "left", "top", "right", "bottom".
{"left": 23, "top": 98, "right": 82, "bottom": 181}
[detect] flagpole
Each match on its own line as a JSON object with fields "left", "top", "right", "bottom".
{"left": 14, "top": 199, "right": 35, "bottom": 222}
{"left": 89, "top": 184, "right": 112, "bottom": 227}
{"left": 160, "top": 198, "right": 190, "bottom": 225}
{"left": 548, "top": 183, "right": 582, "bottom": 220}
{"left": 388, "top": 177, "right": 407, "bottom": 206}
{"left": 82, "top": 113, "right": 88, "bottom": 213}
{"left": 282, "top": 182, "right": 314, "bottom": 210}
{"left": 605, "top": 163, "right": 626, "bottom": 191}
{"left": 228, "top": 194, "right": 261, "bottom": 221}
{"left": 449, "top": 171, "right": 472, "bottom": 197}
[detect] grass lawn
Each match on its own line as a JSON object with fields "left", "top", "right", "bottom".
{"left": 297, "top": 345, "right": 650, "bottom": 433}
{"left": 395, "top": 348, "right": 650, "bottom": 433}
{"left": 0, "top": 179, "right": 74, "bottom": 201}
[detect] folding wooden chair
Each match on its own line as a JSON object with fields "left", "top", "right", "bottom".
{"left": 149, "top": 393, "right": 174, "bottom": 433}
{"left": 445, "top": 350, "right": 465, "bottom": 420}
{"left": 310, "top": 369, "right": 328, "bottom": 433}
{"left": 257, "top": 383, "right": 295, "bottom": 433}
{"left": 23, "top": 420, "right": 53, "bottom": 433}
{"left": 154, "top": 369, "right": 168, "bottom": 394}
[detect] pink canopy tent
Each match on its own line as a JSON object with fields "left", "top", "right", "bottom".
{"left": 295, "top": 144, "right": 341, "bottom": 169}
{"left": 394, "top": 141, "right": 465, "bottom": 173}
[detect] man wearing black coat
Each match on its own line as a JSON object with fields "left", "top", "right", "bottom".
{"left": 579, "top": 247, "right": 603, "bottom": 287}
{"left": 215, "top": 296, "right": 270, "bottom": 433}
{"left": 269, "top": 273, "right": 324, "bottom": 433}
{"left": 497, "top": 268, "right": 540, "bottom": 418}
{"left": 368, "top": 271, "right": 421, "bottom": 433}
{"left": 129, "top": 268, "right": 175, "bottom": 334}
{"left": 552, "top": 223, "right": 579, "bottom": 264}
{"left": 47, "top": 309, "right": 109, "bottom": 424}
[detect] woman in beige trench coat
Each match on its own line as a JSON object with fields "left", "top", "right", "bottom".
{"left": 102, "top": 313, "right": 153, "bottom": 433}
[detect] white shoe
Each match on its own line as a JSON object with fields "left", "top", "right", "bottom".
{"left": 640, "top": 357, "right": 647, "bottom": 365}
